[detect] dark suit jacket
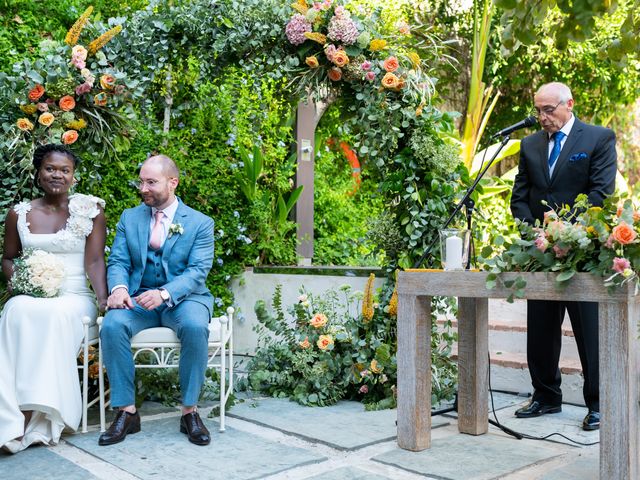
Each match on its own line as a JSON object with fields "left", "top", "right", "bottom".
{"left": 511, "top": 117, "right": 617, "bottom": 225}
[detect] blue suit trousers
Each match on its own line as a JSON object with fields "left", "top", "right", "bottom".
{"left": 101, "top": 299, "right": 210, "bottom": 407}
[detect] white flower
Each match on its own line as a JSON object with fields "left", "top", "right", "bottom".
{"left": 298, "top": 294, "right": 308, "bottom": 302}
{"left": 67, "top": 215, "right": 94, "bottom": 237}
{"left": 13, "top": 249, "right": 65, "bottom": 297}
{"left": 69, "top": 194, "right": 103, "bottom": 219}
{"left": 168, "top": 223, "right": 184, "bottom": 237}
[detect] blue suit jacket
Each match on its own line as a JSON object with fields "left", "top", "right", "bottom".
{"left": 511, "top": 118, "right": 617, "bottom": 225}
{"left": 107, "top": 200, "right": 215, "bottom": 315}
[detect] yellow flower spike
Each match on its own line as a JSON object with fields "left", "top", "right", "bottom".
{"left": 88, "top": 24, "right": 123, "bottom": 55}
{"left": 369, "top": 39, "right": 387, "bottom": 51}
{"left": 304, "top": 32, "right": 327, "bottom": 45}
{"left": 291, "top": 1, "right": 309, "bottom": 15}
{"left": 65, "top": 6, "right": 94, "bottom": 47}
{"left": 362, "top": 273, "right": 375, "bottom": 322}
{"left": 408, "top": 51, "right": 421, "bottom": 68}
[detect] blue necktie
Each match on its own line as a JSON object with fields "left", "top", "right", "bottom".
{"left": 548, "top": 131, "right": 566, "bottom": 170}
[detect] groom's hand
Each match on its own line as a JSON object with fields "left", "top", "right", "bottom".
{"left": 134, "top": 289, "right": 164, "bottom": 311}
{"left": 107, "top": 287, "right": 134, "bottom": 310}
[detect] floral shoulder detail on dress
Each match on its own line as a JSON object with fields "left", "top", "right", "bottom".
{"left": 65, "top": 194, "right": 105, "bottom": 239}
{"left": 13, "top": 201, "right": 32, "bottom": 216}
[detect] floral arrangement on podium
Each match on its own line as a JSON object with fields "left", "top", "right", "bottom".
{"left": 0, "top": 6, "right": 134, "bottom": 167}
{"left": 482, "top": 194, "right": 640, "bottom": 300}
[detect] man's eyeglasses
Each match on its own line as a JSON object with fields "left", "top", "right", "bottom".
{"left": 531, "top": 101, "right": 564, "bottom": 118}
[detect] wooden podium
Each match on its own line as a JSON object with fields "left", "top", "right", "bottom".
{"left": 397, "top": 271, "right": 639, "bottom": 480}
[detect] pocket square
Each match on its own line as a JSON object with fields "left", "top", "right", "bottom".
{"left": 569, "top": 152, "right": 588, "bottom": 162}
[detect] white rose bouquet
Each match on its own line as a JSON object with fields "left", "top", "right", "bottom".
{"left": 11, "top": 249, "right": 66, "bottom": 298}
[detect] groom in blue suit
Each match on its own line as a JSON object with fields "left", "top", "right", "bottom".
{"left": 99, "top": 155, "right": 215, "bottom": 446}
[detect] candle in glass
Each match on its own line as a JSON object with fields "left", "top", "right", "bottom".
{"left": 445, "top": 235, "right": 463, "bottom": 270}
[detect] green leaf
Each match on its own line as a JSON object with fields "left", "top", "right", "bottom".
{"left": 556, "top": 270, "right": 576, "bottom": 282}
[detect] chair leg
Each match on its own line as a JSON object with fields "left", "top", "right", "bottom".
{"left": 219, "top": 336, "right": 226, "bottom": 432}
{"left": 98, "top": 334, "right": 106, "bottom": 432}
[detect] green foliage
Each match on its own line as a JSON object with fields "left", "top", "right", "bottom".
{"left": 248, "top": 281, "right": 458, "bottom": 409}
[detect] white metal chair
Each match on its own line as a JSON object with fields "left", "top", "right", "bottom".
{"left": 78, "top": 315, "right": 100, "bottom": 433}
{"left": 96, "top": 307, "right": 234, "bottom": 433}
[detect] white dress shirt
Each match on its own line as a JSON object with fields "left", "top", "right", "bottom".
{"left": 548, "top": 114, "right": 575, "bottom": 177}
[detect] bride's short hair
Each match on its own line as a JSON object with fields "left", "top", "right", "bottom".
{"left": 33, "top": 144, "right": 81, "bottom": 171}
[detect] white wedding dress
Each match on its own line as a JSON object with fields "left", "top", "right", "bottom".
{"left": 0, "top": 193, "right": 104, "bottom": 453}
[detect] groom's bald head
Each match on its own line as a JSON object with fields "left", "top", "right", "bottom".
{"left": 144, "top": 154, "right": 180, "bottom": 179}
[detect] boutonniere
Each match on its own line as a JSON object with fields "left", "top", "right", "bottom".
{"left": 569, "top": 152, "right": 588, "bottom": 162}
{"left": 168, "top": 223, "right": 184, "bottom": 238}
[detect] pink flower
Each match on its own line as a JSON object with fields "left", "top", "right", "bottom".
{"left": 327, "top": 14, "right": 359, "bottom": 45}
{"left": 534, "top": 234, "right": 549, "bottom": 252}
{"left": 360, "top": 60, "right": 371, "bottom": 71}
{"left": 37, "top": 102, "right": 49, "bottom": 112}
{"left": 358, "top": 385, "right": 369, "bottom": 394}
{"left": 553, "top": 244, "right": 570, "bottom": 258}
{"left": 365, "top": 71, "right": 376, "bottom": 81}
{"left": 71, "top": 57, "right": 86, "bottom": 69}
{"left": 613, "top": 257, "right": 631, "bottom": 273}
{"left": 286, "top": 14, "right": 312, "bottom": 45}
{"left": 604, "top": 234, "right": 615, "bottom": 249}
{"left": 324, "top": 44, "right": 337, "bottom": 62}
{"left": 75, "top": 82, "right": 92, "bottom": 95}
{"left": 334, "top": 5, "right": 345, "bottom": 16}
{"left": 360, "top": 369, "right": 369, "bottom": 377}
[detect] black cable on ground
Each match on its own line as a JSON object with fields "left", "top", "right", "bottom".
{"left": 486, "top": 352, "right": 599, "bottom": 447}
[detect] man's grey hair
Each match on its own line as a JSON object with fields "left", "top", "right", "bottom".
{"left": 536, "top": 82, "right": 573, "bottom": 103}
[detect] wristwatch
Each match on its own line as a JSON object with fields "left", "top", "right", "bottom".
{"left": 159, "top": 288, "right": 170, "bottom": 303}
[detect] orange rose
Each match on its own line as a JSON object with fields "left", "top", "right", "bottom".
{"left": 383, "top": 56, "right": 399, "bottom": 72}
{"left": 299, "top": 337, "right": 311, "bottom": 349}
{"left": 327, "top": 67, "right": 342, "bottom": 81}
{"left": 28, "top": 84, "right": 45, "bottom": 102}
{"left": 309, "top": 313, "right": 328, "bottom": 329}
{"left": 332, "top": 50, "right": 349, "bottom": 67}
{"left": 61, "top": 129, "right": 79, "bottom": 145}
{"left": 611, "top": 222, "right": 637, "bottom": 245}
{"left": 634, "top": 211, "right": 640, "bottom": 223}
{"left": 59, "top": 95, "right": 76, "bottom": 112}
{"left": 305, "top": 56, "right": 319, "bottom": 68}
{"left": 38, "top": 112, "right": 55, "bottom": 127}
{"left": 317, "top": 334, "right": 334, "bottom": 351}
{"left": 100, "top": 74, "right": 116, "bottom": 90}
{"left": 381, "top": 72, "right": 400, "bottom": 89}
{"left": 17, "top": 118, "right": 34, "bottom": 131}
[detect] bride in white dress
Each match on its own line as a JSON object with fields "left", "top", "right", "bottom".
{"left": 0, "top": 144, "right": 108, "bottom": 453}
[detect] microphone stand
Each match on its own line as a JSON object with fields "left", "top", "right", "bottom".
{"left": 413, "top": 134, "right": 512, "bottom": 269}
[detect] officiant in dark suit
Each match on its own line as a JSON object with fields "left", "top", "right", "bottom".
{"left": 510, "top": 82, "right": 617, "bottom": 431}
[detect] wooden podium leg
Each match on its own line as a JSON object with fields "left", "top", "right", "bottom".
{"left": 397, "top": 293, "right": 432, "bottom": 451}
{"left": 457, "top": 297, "right": 489, "bottom": 435}
{"left": 600, "top": 300, "right": 639, "bottom": 480}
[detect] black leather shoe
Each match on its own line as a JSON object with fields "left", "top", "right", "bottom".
{"left": 98, "top": 410, "right": 141, "bottom": 446}
{"left": 582, "top": 410, "right": 600, "bottom": 431}
{"left": 180, "top": 412, "right": 210, "bottom": 446}
{"left": 515, "top": 400, "right": 562, "bottom": 418}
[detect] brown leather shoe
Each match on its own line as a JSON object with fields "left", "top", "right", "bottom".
{"left": 98, "top": 410, "right": 141, "bottom": 446}
{"left": 180, "top": 411, "right": 210, "bottom": 445}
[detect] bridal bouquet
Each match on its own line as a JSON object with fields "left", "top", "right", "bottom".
{"left": 11, "top": 249, "right": 66, "bottom": 298}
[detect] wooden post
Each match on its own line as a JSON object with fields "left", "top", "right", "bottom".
{"left": 294, "top": 101, "right": 316, "bottom": 265}
{"left": 599, "top": 300, "right": 639, "bottom": 480}
{"left": 397, "top": 293, "right": 432, "bottom": 450}
{"left": 457, "top": 297, "right": 489, "bottom": 435}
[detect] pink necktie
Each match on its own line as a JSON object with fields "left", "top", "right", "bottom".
{"left": 149, "top": 210, "right": 164, "bottom": 250}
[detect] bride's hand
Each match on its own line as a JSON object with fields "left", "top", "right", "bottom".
{"left": 98, "top": 298, "right": 108, "bottom": 314}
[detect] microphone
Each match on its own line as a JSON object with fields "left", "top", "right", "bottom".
{"left": 491, "top": 116, "right": 537, "bottom": 138}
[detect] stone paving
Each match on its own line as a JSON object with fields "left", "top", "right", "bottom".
{"left": 0, "top": 393, "right": 600, "bottom": 480}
